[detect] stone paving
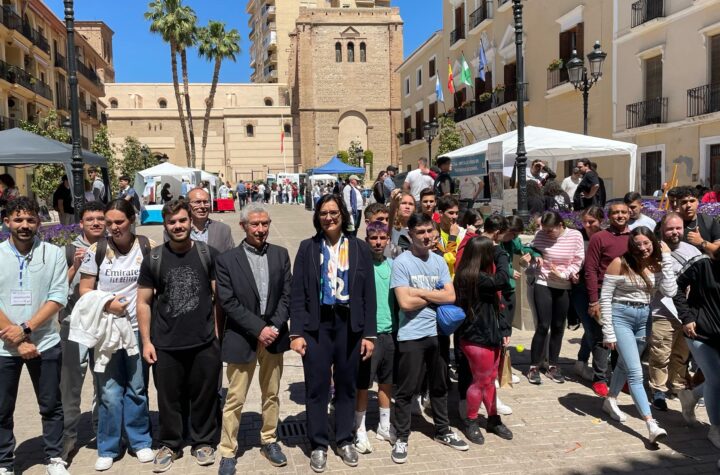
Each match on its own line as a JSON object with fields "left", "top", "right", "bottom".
{"left": 11, "top": 203, "right": 720, "bottom": 474}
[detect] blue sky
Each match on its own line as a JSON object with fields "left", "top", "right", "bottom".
{"left": 46, "top": 0, "right": 442, "bottom": 83}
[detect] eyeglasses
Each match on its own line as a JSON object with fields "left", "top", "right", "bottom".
{"left": 190, "top": 200, "right": 210, "bottom": 206}
{"left": 319, "top": 210, "right": 341, "bottom": 219}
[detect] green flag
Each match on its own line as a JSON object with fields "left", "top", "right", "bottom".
{"left": 460, "top": 53, "right": 473, "bottom": 87}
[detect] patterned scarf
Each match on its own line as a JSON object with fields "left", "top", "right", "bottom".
{"left": 320, "top": 236, "right": 351, "bottom": 305}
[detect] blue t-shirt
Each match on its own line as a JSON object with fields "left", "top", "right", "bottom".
{"left": 391, "top": 251, "right": 451, "bottom": 342}
{"left": 236, "top": 183, "right": 246, "bottom": 194}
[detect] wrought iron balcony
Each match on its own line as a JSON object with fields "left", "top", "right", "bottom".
{"left": 498, "top": 82, "right": 528, "bottom": 106}
{"left": 0, "top": 59, "right": 53, "bottom": 102}
{"left": 469, "top": 2, "right": 492, "bottom": 30}
{"left": 450, "top": 28, "right": 465, "bottom": 45}
{"left": 687, "top": 83, "right": 720, "bottom": 118}
{"left": 76, "top": 61, "right": 102, "bottom": 88}
{"left": 54, "top": 53, "right": 67, "bottom": 70}
{"left": 22, "top": 23, "right": 50, "bottom": 54}
{"left": 87, "top": 102, "right": 98, "bottom": 120}
{"left": 0, "top": 6, "right": 22, "bottom": 31}
{"left": 1, "top": 7, "right": 50, "bottom": 54}
{"left": 547, "top": 68, "right": 569, "bottom": 90}
{"left": 631, "top": 0, "right": 664, "bottom": 28}
{"left": 56, "top": 89, "right": 68, "bottom": 111}
{"left": 626, "top": 97, "right": 667, "bottom": 128}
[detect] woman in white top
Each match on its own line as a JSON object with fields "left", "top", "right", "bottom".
{"left": 600, "top": 226, "right": 675, "bottom": 444}
{"left": 78, "top": 199, "right": 155, "bottom": 471}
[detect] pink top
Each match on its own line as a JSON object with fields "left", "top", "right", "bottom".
{"left": 531, "top": 228, "right": 585, "bottom": 290}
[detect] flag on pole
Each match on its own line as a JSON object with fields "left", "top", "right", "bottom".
{"left": 460, "top": 53, "right": 473, "bottom": 87}
{"left": 435, "top": 74, "right": 444, "bottom": 103}
{"left": 447, "top": 59, "right": 455, "bottom": 94}
{"left": 280, "top": 116, "right": 285, "bottom": 153}
{"left": 478, "top": 42, "right": 487, "bottom": 81}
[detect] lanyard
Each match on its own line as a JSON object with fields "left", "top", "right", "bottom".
{"left": 8, "top": 240, "right": 34, "bottom": 288}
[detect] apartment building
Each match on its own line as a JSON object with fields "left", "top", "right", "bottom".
{"left": 614, "top": 0, "right": 720, "bottom": 190}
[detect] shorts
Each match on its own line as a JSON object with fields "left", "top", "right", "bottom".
{"left": 357, "top": 333, "right": 396, "bottom": 390}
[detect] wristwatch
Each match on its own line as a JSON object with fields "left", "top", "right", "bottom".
{"left": 701, "top": 240, "right": 708, "bottom": 250}
{"left": 20, "top": 322, "right": 32, "bottom": 335}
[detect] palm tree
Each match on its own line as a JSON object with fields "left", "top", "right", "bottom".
{"left": 197, "top": 21, "right": 240, "bottom": 171}
{"left": 145, "top": 0, "right": 197, "bottom": 167}
{"left": 176, "top": 12, "right": 198, "bottom": 167}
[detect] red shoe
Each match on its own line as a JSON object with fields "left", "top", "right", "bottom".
{"left": 592, "top": 381, "right": 609, "bottom": 397}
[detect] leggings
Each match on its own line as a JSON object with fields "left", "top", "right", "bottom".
{"left": 531, "top": 284, "right": 569, "bottom": 366}
{"left": 460, "top": 340, "right": 500, "bottom": 420}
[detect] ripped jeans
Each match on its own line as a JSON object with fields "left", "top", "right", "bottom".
{"left": 608, "top": 303, "right": 652, "bottom": 418}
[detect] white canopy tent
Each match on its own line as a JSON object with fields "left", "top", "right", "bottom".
{"left": 134, "top": 162, "right": 219, "bottom": 205}
{"left": 309, "top": 174, "right": 338, "bottom": 182}
{"left": 440, "top": 126, "right": 639, "bottom": 191}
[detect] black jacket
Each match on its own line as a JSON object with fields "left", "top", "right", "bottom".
{"left": 215, "top": 243, "right": 292, "bottom": 364}
{"left": 674, "top": 255, "right": 720, "bottom": 350}
{"left": 290, "top": 234, "right": 377, "bottom": 338}
{"left": 456, "top": 248, "right": 512, "bottom": 347}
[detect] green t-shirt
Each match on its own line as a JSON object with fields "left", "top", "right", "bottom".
{"left": 500, "top": 237, "right": 541, "bottom": 291}
{"left": 374, "top": 258, "right": 395, "bottom": 334}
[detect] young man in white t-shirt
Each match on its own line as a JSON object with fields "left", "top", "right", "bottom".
{"left": 403, "top": 158, "right": 434, "bottom": 202}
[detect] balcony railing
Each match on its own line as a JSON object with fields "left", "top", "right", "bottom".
{"left": 450, "top": 28, "right": 465, "bottom": 45}
{"left": 469, "top": 2, "right": 492, "bottom": 30}
{"left": 100, "top": 112, "right": 107, "bottom": 126}
{"left": 631, "top": 0, "right": 664, "bottom": 28}
{"left": 87, "top": 102, "right": 98, "bottom": 120}
{"left": 499, "top": 82, "right": 528, "bottom": 105}
{"left": 687, "top": 83, "right": 720, "bottom": 118}
{"left": 22, "top": 23, "right": 50, "bottom": 54}
{"left": 451, "top": 93, "right": 513, "bottom": 123}
{"left": 0, "top": 116, "right": 18, "bottom": 131}
{"left": 403, "top": 131, "right": 411, "bottom": 145}
{"left": 0, "top": 6, "right": 23, "bottom": 31}
{"left": 0, "top": 59, "right": 53, "bottom": 101}
{"left": 56, "top": 89, "right": 68, "bottom": 111}
{"left": 76, "top": 61, "right": 102, "bottom": 88}
{"left": 626, "top": 97, "right": 668, "bottom": 128}
{"left": 54, "top": 53, "right": 66, "bottom": 70}
{"left": 547, "top": 68, "right": 569, "bottom": 90}
{"left": 1, "top": 7, "right": 50, "bottom": 54}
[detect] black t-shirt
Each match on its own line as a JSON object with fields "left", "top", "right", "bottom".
{"left": 434, "top": 171, "right": 455, "bottom": 197}
{"left": 573, "top": 170, "right": 600, "bottom": 209}
{"left": 684, "top": 213, "right": 720, "bottom": 249}
{"left": 137, "top": 242, "right": 218, "bottom": 350}
{"left": 53, "top": 185, "right": 74, "bottom": 214}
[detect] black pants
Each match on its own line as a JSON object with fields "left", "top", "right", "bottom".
{"left": 531, "top": 285, "right": 569, "bottom": 366}
{"left": 153, "top": 340, "right": 221, "bottom": 451}
{"left": 303, "top": 306, "right": 362, "bottom": 450}
{"left": 0, "top": 344, "right": 63, "bottom": 470}
{"left": 393, "top": 336, "right": 450, "bottom": 441}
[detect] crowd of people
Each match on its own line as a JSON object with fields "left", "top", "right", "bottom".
{"left": 0, "top": 156, "right": 719, "bottom": 475}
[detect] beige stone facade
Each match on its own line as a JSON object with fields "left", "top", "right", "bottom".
{"left": 288, "top": 5, "right": 403, "bottom": 174}
{"left": 613, "top": 0, "right": 720, "bottom": 190}
{"left": 103, "top": 83, "right": 297, "bottom": 182}
{"left": 0, "top": 0, "right": 112, "bottom": 193}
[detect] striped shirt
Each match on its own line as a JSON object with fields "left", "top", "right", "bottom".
{"left": 530, "top": 228, "right": 585, "bottom": 290}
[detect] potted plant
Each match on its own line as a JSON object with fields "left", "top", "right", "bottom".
{"left": 460, "top": 100, "right": 474, "bottom": 109}
{"left": 477, "top": 92, "right": 492, "bottom": 102}
{"left": 547, "top": 59, "right": 563, "bottom": 71}
{"left": 396, "top": 132, "right": 405, "bottom": 139}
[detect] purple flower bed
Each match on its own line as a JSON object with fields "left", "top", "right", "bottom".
{"left": 0, "top": 224, "right": 80, "bottom": 247}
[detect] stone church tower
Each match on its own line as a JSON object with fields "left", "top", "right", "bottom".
{"left": 288, "top": 5, "right": 403, "bottom": 173}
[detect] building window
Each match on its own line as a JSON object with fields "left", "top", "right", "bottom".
{"left": 415, "top": 108, "right": 424, "bottom": 140}
{"left": 404, "top": 77, "right": 410, "bottom": 96}
{"left": 109, "top": 98, "right": 118, "bottom": 109}
{"left": 335, "top": 42, "right": 342, "bottom": 63}
{"left": 417, "top": 67, "right": 422, "bottom": 88}
{"left": 429, "top": 57, "right": 436, "bottom": 78}
{"left": 641, "top": 150, "right": 662, "bottom": 196}
{"left": 284, "top": 123, "right": 291, "bottom": 134}
{"left": 429, "top": 101, "right": 437, "bottom": 120}
{"left": 246, "top": 124, "right": 254, "bottom": 137}
{"left": 158, "top": 98, "right": 167, "bottom": 108}
{"left": 559, "top": 23, "right": 583, "bottom": 85}
{"left": 347, "top": 42, "right": 355, "bottom": 62}
{"left": 264, "top": 97, "right": 274, "bottom": 106}
{"left": 360, "top": 42, "right": 366, "bottom": 62}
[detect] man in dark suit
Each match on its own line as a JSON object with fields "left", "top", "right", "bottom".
{"left": 214, "top": 204, "right": 292, "bottom": 475}
{"left": 186, "top": 188, "right": 235, "bottom": 253}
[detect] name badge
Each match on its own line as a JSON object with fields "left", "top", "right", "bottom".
{"left": 10, "top": 290, "right": 32, "bottom": 306}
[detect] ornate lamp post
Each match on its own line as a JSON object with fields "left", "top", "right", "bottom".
{"left": 513, "top": 0, "right": 529, "bottom": 223}
{"left": 423, "top": 119, "right": 438, "bottom": 163}
{"left": 566, "top": 41, "right": 607, "bottom": 135}
{"left": 64, "top": 0, "right": 84, "bottom": 222}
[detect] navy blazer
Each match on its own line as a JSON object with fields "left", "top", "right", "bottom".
{"left": 290, "top": 234, "right": 377, "bottom": 338}
{"left": 215, "top": 243, "right": 292, "bottom": 364}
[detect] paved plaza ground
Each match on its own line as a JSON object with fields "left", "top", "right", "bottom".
{"left": 11, "top": 204, "right": 720, "bottom": 474}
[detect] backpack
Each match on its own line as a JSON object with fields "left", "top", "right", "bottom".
{"left": 372, "top": 181, "right": 385, "bottom": 204}
{"left": 148, "top": 240, "right": 212, "bottom": 286}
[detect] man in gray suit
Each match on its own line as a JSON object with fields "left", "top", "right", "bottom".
{"left": 186, "top": 188, "right": 235, "bottom": 254}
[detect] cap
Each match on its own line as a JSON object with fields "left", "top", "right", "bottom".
{"left": 349, "top": 175, "right": 360, "bottom": 181}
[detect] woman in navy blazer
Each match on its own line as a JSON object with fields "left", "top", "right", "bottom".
{"left": 290, "top": 194, "right": 377, "bottom": 472}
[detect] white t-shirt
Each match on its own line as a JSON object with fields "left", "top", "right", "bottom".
{"left": 79, "top": 237, "right": 156, "bottom": 328}
{"left": 405, "top": 169, "right": 434, "bottom": 201}
{"left": 561, "top": 175, "right": 580, "bottom": 201}
{"left": 458, "top": 175, "right": 482, "bottom": 201}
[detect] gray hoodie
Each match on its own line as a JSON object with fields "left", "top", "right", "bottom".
{"left": 60, "top": 234, "right": 92, "bottom": 321}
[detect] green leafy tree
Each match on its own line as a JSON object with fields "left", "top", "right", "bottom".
{"left": 347, "top": 140, "right": 364, "bottom": 167}
{"left": 436, "top": 115, "right": 463, "bottom": 159}
{"left": 120, "top": 137, "right": 157, "bottom": 185}
{"left": 337, "top": 150, "right": 350, "bottom": 164}
{"left": 20, "top": 110, "right": 70, "bottom": 203}
{"left": 91, "top": 126, "right": 118, "bottom": 196}
{"left": 197, "top": 21, "right": 241, "bottom": 171}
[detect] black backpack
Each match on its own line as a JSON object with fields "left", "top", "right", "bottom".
{"left": 147, "top": 240, "right": 212, "bottom": 285}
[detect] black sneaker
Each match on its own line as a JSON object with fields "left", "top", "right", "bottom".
{"left": 546, "top": 366, "right": 565, "bottom": 384}
{"left": 652, "top": 396, "right": 668, "bottom": 411}
{"left": 260, "top": 442, "right": 287, "bottom": 467}
{"left": 434, "top": 431, "right": 469, "bottom": 451}
{"left": 487, "top": 415, "right": 513, "bottom": 440}
{"left": 310, "top": 449, "right": 327, "bottom": 473}
{"left": 391, "top": 441, "right": 408, "bottom": 464}
{"left": 463, "top": 418, "right": 485, "bottom": 445}
{"left": 217, "top": 457, "right": 237, "bottom": 475}
{"left": 527, "top": 366, "right": 542, "bottom": 385}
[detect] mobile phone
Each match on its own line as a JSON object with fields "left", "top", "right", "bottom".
{"left": 118, "top": 297, "right": 127, "bottom": 304}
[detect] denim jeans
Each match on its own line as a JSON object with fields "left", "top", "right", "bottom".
{"left": 0, "top": 344, "right": 64, "bottom": 470}
{"left": 95, "top": 331, "right": 152, "bottom": 458}
{"left": 608, "top": 303, "right": 652, "bottom": 418}
{"left": 572, "top": 282, "right": 609, "bottom": 382}
{"left": 686, "top": 338, "right": 720, "bottom": 426}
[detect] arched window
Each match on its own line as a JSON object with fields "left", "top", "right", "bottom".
{"left": 264, "top": 97, "right": 273, "bottom": 106}
{"left": 347, "top": 42, "right": 355, "bottom": 63}
{"left": 109, "top": 98, "right": 118, "bottom": 109}
{"left": 360, "top": 42, "right": 366, "bottom": 62}
{"left": 335, "top": 42, "right": 342, "bottom": 63}
{"left": 158, "top": 98, "right": 167, "bottom": 108}
{"left": 284, "top": 123, "right": 291, "bottom": 135}
{"left": 246, "top": 124, "right": 254, "bottom": 137}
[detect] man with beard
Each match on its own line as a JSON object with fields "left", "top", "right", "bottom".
{"left": 647, "top": 213, "right": 701, "bottom": 411}
{"left": 585, "top": 202, "right": 631, "bottom": 399}
{"left": 184, "top": 188, "right": 235, "bottom": 254}
{"left": 0, "top": 197, "right": 70, "bottom": 475}
{"left": 137, "top": 199, "right": 221, "bottom": 472}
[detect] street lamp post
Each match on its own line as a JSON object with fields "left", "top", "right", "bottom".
{"left": 513, "top": 0, "right": 529, "bottom": 223}
{"left": 423, "top": 119, "right": 438, "bottom": 163}
{"left": 566, "top": 41, "right": 607, "bottom": 135}
{"left": 64, "top": 0, "right": 84, "bottom": 222}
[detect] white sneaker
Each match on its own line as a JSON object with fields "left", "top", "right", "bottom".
{"left": 46, "top": 458, "right": 69, "bottom": 475}
{"left": 375, "top": 424, "right": 397, "bottom": 444}
{"left": 0, "top": 468, "right": 13, "bottom": 475}
{"left": 647, "top": 419, "right": 667, "bottom": 444}
{"left": 95, "top": 457, "right": 113, "bottom": 471}
{"left": 136, "top": 448, "right": 154, "bottom": 463}
{"left": 709, "top": 425, "right": 720, "bottom": 449}
{"left": 678, "top": 389, "right": 699, "bottom": 426}
{"left": 354, "top": 431, "right": 373, "bottom": 454}
{"left": 602, "top": 397, "right": 627, "bottom": 422}
{"left": 511, "top": 373, "right": 521, "bottom": 384}
{"left": 496, "top": 396, "right": 513, "bottom": 416}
